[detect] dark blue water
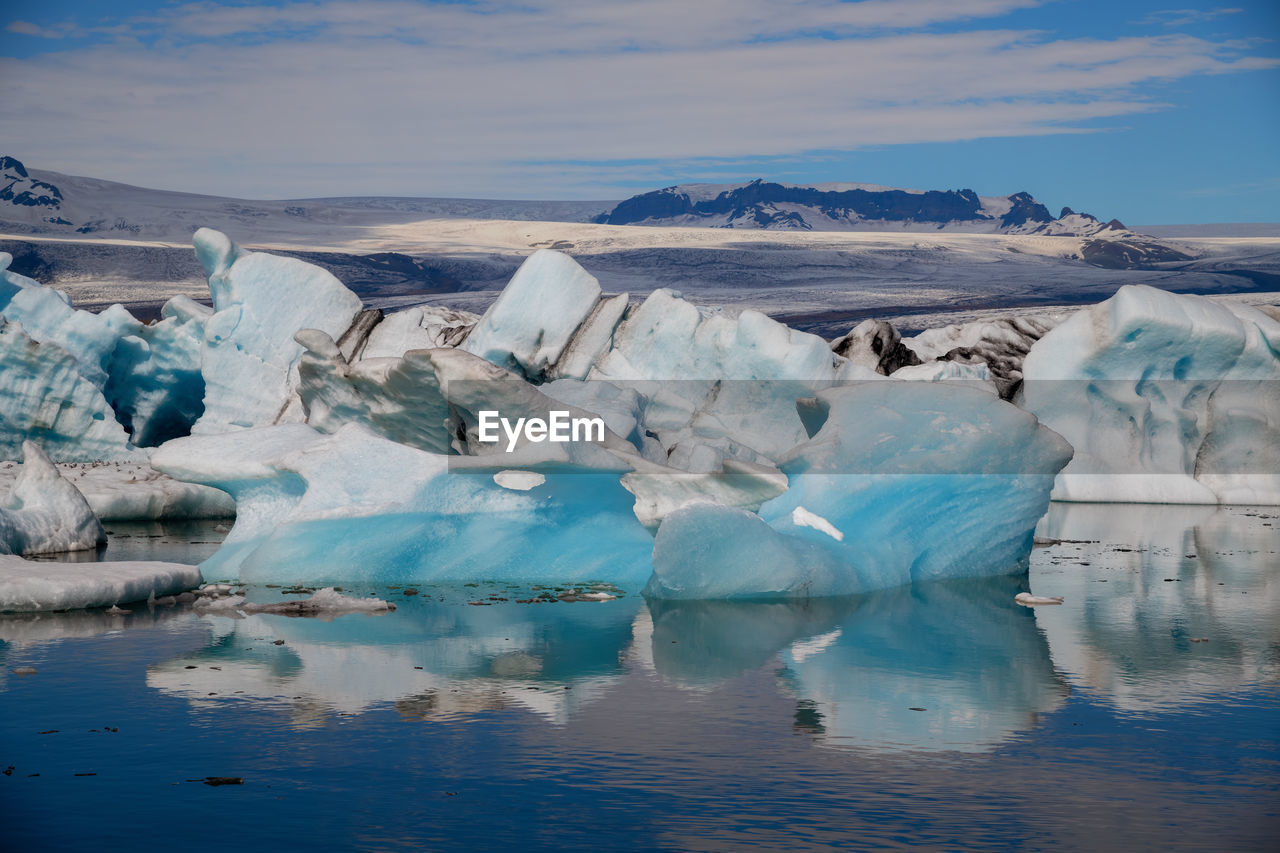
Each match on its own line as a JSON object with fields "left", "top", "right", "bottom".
{"left": 2, "top": 503, "right": 1278, "bottom": 851}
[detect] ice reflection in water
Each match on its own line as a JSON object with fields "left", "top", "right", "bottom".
{"left": 3, "top": 504, "right": 1276, "bottom": 756}
{"left": 1032, "top": 502, "right": 1280, "bottom": 712}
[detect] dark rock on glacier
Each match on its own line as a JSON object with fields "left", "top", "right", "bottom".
{"left": 830, "top": 319, "right": 922, "bottom": 376}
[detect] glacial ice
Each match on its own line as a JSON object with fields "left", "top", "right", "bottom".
{"left": 0, "top": 319, "right": 141, "bottom": 461}
{"left": 4, "top": 226, "right": 1275, "bottom": 599}
{"left": 151, "top": 422, "right": 654, "bottom": 584}
{"left": 0, "top": 442, "right": 105, "bottom": 555}
{"left": 1020, "top": 285, "right": 1280, "bottom": 504}
{"left": 104, "top": 295, "right": 209, "bottom": 447}
{"left": 0, "top": 252, "right": 207, "bottom": 457}
{"left": 646, "top": 382, "right": 1073, "bottom": 599}
{"left": 191, "top": 228, "right": 364, "bottom": 433}
{"left": 0, "top": 555, "right": 201, "bottom": 612}
{"left": 904, "top": 313, "right": 1062, "bottom": 398}
{"left": 0, "top": 254, "right": 141, "bottom": 388}
{"left": 462, "top": 249, "right": 602, "bottom": 380}
{"left": 588, "top": 288, "right": 844, "bottom": 464}
{"left": 359, "top": 305, "right": 477, "bottom": 359}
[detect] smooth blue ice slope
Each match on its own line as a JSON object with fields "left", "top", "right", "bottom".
{"left": 646, "top": 383, "right": 1073, "bottom": 599}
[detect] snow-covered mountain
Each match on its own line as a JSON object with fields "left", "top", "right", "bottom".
{"left": 1, "top": 156, "right": 67, "bottom": 218}
{"left": 595, "top": 179, "right": 1127, "bottom": 237}
{"left": 0, "top": 156, "right": 612, "bottom": 243}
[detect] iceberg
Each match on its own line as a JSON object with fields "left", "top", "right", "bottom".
{"left": 359, "top": 305, "right": 478, "bottom": 359}
{"left": 0, "top": 253, "right": 141, "bottom": 388}
{"left": 646, "top": 382, "right": 1073, "bottom": 599}
{"left": 0, "top": 319, "right": 141, "bottom": 461}
{"left": 0, "top": 253, "right": 207, "bottom": 457}
{"left": 190, "top": 228, "right": 364, "bottom": 433}
{"left": 1020, "top": 285, "right": 1280, "bottom": 504}
{"left": 0, "top": 442, "right": 105, "bottom": 555}
{"left": 151, "top": 422, "right": 654, "bottom": 585}
{"left": 831, "top": 319, "right": 922, "bottom": 376}
{"left": 904, "top": 313, "right": 1063, "bottom": 398}
{"left": 295, "top": 330, "right": 455, "bottom": 454}
{"left": 104, "top": 295, "right": 210, "bottom": 447}
{"left": 461, "top": 249, "right": 602, "bottom": 380}
{"left": 587, "top": 289, "right": 845, "bottom": 464}
{"left": 0, "top": 555, "right": 201, "bottom": 612}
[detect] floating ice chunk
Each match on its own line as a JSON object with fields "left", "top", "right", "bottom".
{"left": 0, "top": 555, "right": 201, "bottom": 612}
{"left": 0, "top": 460, "right": 235, "bottom": 521}
{"left": 889, "top": 360, "right": 997, "bottom": 391}
{"left": 0, "top": 442, "right": 105, "bottom": 555}
{"left": 1014, "top": 592, "right": 1064, "bottom": 606}
{"left": 589, "top": 289, "right": 844, "bottom": 461}
{"left": 648, "top": 383, "right": 1073, "bottom": 599}
{"left": 621, "top": 458, "right": 788, "bottom": 531}
{"left": 190, "top": 229, "right": 364, "bottom": 433}
{"left": 426, "top": 347, "right": 640, "bottom": 459}
{"left": 648, "top": 502, "right": 847, "bottom": 599}
{"left": 0, "top": 259, "right": 205, "bottom": 453}
{"left": 239, "top": 588, "right": 395, "bottom": 615}
{"left": 154, "top": 422, "right": 653, "bottom": 585}
{"left": 1020, "top": 285, "right": 1280, "bottom": 504}
{"left": 904, "top": 314, "right": 1063, "bottom": 398}
{"left": 550, "top": 292, "right": 629, "bottom": 381}
{"left": 462, "top": 249, "right": 602, "bottom": 380}
{"left": 494, "top": 470, "right": 546, "bottom": 490}
{"left": 593, "top": 288, "right": 839, "bottom": 383}
{"left": 791, "top": 506, "right": 843, "bottom": 541}
{"left": 0, "top": 259, "right": 142, "bottom": 388}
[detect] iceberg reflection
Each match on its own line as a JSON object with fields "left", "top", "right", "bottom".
{"left": 1031, "top": 503, "right": 1280, "bottom": 712}
{"left": 145, "top": 592, "right": 641, "bottom": 727}
{"left": 644, "top": 577, "right": 1067, "bottom": 753}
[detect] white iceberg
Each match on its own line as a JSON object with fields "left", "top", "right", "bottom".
{"left": 0, "top": 319, "right": 141, "bottom": 461}
{"left": 0, "top": 253, "right": 208, "bottom": 457}
{"left": 190, "top": 228, "right": 364, "bottom": 433}
{"left": 1020, "top": 285, "right": 1280, "bottom": 504}
{"left": 462, "top": 249, "right": 602, "bottom": 380}
{"left": 0, "top": 555, "right": 201, "bottom": 612}
{"left": 0, "top": 442, "right": 105, "bottom": 555}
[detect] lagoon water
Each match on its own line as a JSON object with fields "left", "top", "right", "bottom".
{"left": 2, "top": 504, "right": 1277, "bottom": 851}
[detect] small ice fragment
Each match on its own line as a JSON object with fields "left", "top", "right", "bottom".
{"left": 791, "top": 506, "right": 844, "bottom": 542}
{"left": 493, "top": 470, "right": 546, "bottom": 491}
{"left": 1015, "top": 592, "right": 1065, "bottom": 606}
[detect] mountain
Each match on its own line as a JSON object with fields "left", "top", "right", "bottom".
{"left": 594, "top": 179, "right": 1128, "bottom": 237}
{"left": 1, "top": 156, "right": 68, "bottom": 220}
{"left": 0, "top": 156, "right": 611, "bottom": 242}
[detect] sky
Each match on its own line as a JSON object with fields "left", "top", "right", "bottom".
{"left": 1, "top": 0, "right": 1278, "bottom": 223}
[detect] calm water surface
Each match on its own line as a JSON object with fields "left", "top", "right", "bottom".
{"left": 2, "top": 504, "right": 1277, "bottom": 851}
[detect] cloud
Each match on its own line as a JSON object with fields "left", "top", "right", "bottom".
{"left": 1141, "top": 7, "right": 1244, "bottom": 28}
{"left": 6, "top": 19, "right": 79, "bottom": 39}
{"left": 2, "top": 0, "right": 1276, "bottom": 197}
